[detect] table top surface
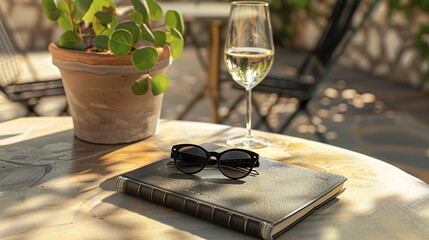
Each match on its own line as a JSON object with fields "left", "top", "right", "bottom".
{"left": 0, "top": 117, "right": 428, "bottom": 239}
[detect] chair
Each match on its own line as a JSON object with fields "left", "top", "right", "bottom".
{"left": 220, "top": 0, "right": 379, "bottom": 141}
{"left": 0, "top": 9, "right": 66, "bottom": 118}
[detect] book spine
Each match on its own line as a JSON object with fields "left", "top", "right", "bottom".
{"left": 116, "top": 176, "right": 272, "bottom": 240}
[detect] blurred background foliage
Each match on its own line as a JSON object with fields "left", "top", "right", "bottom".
{"left": 270, "top": 0, "right": 312, "bottom": 46}
{"left": 388, "top": 0, "right": 429, "bottom": 86}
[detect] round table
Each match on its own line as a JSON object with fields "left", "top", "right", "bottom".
{"left": 0, "top": 117, "right": 428, "bottom": 239}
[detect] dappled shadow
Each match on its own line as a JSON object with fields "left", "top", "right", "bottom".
{"left": 279, "top": 193, "right": 429, "bottom": 240}
{"left": 101, "top": 184, "right": 429, "bottom": 239}
{"left": 0, "top": 129, "right": 129, "bottom": 238}
{"left": 102, "top": 191, "right": 257, "bottom": 240}
{"left": 0, "top": 134, "right": 20, "bottom": 140}
{"left": 0, "top": 129, "right": 126, "bottom": 166}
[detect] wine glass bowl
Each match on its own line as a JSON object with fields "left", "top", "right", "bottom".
{"left": 225, "top": 47, "right": 274, "bottom": 90}
{"left": 224, "top": 1, "right": 274, "bottom": 149}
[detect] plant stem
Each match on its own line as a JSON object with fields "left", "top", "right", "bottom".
{"left": 78, "top": 22, "right": 84, "bottom": 42}
{"left": 99, "top": 27, "right": 107, "bottom": 35}
{"left": 152, "top": 24, "right": 165, "bottom": 29}
{"left": 65, "top": 0, "right": 75, "bottom": 32}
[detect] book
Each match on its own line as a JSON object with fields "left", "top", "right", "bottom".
{"left": 116, "top": 144, "right": 347, "bottom": 239}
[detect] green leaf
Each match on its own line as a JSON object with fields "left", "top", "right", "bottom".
{"left": 165, "top": 10, "right": 185, "bottom": 35}
{"left": 92, "top": 35, "right": 109, "bottom": 51}
{"left": 55, "top": 1, "right": 77, "bottom": 31}
{"left": 402, "top": 5, "right": 412, "bottom": 17}
{"left": 95, "top": 10, "right": 113, "bottom": 27}
{"left": 58, "top": 31, "right": 85, "bottom": 50}
{"left": 153, "top": 31, "right": 166, "bottom": 47}
{"left": 141, "top": 23, "right": 155, "bottom": 42}
{"left": 151, "top": 73, "right": 169, "bottom": 95}
{"left": 422, "top": 1, "right": 429, "bottom": 13}
{"left": 94, "top": 14, "right": 118, "bottom": 36}
{"left": 147, "top": 0, "right": 163, "bottom": 20}
{"left": 416, "top": 41, "right": 429, "bottom": 60}
{"left": 58, "top": 14, "right": 72, "bottom": 31}
{"left": 415, "top": 25, "right": 429, "bottom": 60}
{"left": 286, "top": 0, "right": 310, "bottom": 9}
{"left": 83, "top": 0, "right": 116, "bottom": 23}
{"left": 131, "top": 75, "right": 149, "bottom": 95}
{"left": 109, "top": 29, "right": 133, "bottom": 56}
{"left": 115, "top": 21, "right": 140, "bottom": 44}
{"left": 73, "top": 0, "right": 93, "bottom": 20}
{"left": 129, "top": 11, "right": 143, "bottom": 25}
{"left": 131, "top": 0, "right": 149, "bottom": 23}
{"left": 166, "top": 27, "right": 184, "bottom": 60}
{"left": 57, "top": 1, "right": 69, "bottom": 14}
{"left": 42, "top": 0, "right": 61, "bottom": 21}
{"left": 388, "top": 0, "right": 401, "bottom": 11}
{"left": 132, "top": 47, "right": 159, "bottom": 71}
{"left": 423, "top": 71, "right": 429, "bottom": 83}
{"left": 86, "top": 0, "right": 117, "bottom": 35}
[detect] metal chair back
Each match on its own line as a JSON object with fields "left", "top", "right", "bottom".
{"left": 0, "top": 12, "right": 64, "bottom": 102}
{"left": 0, "top": 12, "right": 21, "bottom": 89}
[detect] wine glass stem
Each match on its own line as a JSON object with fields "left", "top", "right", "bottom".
{"left": 245, "top": 89, "right": 253, "bottom": 138}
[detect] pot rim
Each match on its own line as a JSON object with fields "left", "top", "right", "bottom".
{"left": 52, "top": 57, "right": 171, "bottom": 74}
{"left": 48, "top": 42, "right": 171, "bottom": 66}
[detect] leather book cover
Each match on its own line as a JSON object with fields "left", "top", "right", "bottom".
{"left": 116, "top": 144, "right": 347, "bottom": 239}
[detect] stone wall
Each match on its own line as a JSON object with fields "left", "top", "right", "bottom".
{"left": 270, "top": 0, "right": 429, "bottom": 93}
{"left": 340, "top": 0, "right": 429, "bottom": 92}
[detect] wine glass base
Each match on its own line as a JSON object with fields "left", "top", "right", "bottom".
{"left": 226, "top": 135, "right": 270, "bottom": 149}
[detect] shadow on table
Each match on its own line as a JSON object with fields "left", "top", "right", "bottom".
{"left": 101, "top": 190, "right": 256, "bottom": 239}
{"left": 0, "top": 129, "right": 127, "bottom": 172}
{"left": 0, "top": 129, "right": 128, "bottom": 238}
{"left": 0, "top": 128, "right": 128, "bottom": 185}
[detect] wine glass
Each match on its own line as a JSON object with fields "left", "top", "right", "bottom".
{"left": 224, "top": 1, "right": 274, "bottom": 149}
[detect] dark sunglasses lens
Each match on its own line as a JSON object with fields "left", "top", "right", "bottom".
{"left": 219, "top": 151, "right": 253, "bottom": 179}
{"left": 174, "top": 146, "right": 207, "bottom": 173}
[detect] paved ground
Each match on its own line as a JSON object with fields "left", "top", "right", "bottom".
{"left": 163, "top": 46, "right": 429, "bottom": 183}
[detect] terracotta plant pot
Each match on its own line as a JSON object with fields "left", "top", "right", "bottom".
{"left": 49, "top": 43, "right": 171, "bottom": 144}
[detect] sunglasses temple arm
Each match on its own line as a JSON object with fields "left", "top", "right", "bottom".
{"left": 250, "top": 169, "right": 259, "bottom": 175}
{"left": 166, "top": 161, "right": 176, "bottom": 165}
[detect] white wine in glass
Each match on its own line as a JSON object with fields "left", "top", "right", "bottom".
{"left": 224, "top": 1, "right": 274, "bottom": 149}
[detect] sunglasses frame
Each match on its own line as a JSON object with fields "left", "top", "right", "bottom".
{"left": 171, "top": 144, "right": 260, "bottom": 179}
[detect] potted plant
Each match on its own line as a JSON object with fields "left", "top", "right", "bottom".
{"left": 42, "top": 0, "right": 184, "bottom": 144}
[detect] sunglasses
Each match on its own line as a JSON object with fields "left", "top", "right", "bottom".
{"left": 170, "top": 144, "right": 260, "bottom": 179}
